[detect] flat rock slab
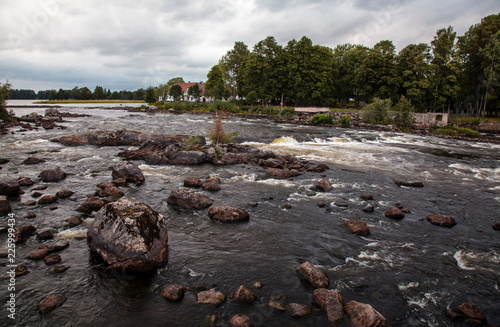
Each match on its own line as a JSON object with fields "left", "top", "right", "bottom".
{"left": 426, "top": 213, "right": 457, "bottom": 227}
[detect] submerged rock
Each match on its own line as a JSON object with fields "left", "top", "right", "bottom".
{"left": 457, "top": 302, "right": 487, "bottom": 325}
{"left": 313, "top": 289, "right": 344, "bottom": 323}
{"left": 344, "top": 219, "right": 370, "bottom": 236}
{"left": 296, "top": 261, "right": 329, "bottom": 288}
{"left": 112, "top": 162, "right": 145, "bottom": 185}
{"left": 39, "top": 169, "right": 67, "bottom": 183}
{"left": 345, "top": 301, "right": 391, "bottom": 327}
{"left": 0, "top": 174, "right": 21, "bottom": 196}
{"left": 287, "top": 303, "right": 312, "bottom": 318}
{"left": 208, "top": 206, "right": 249, "bottom": 223}
{"left": 426, "top": 213, "right": 457, "bottom": 227}
{"left": 232, "top": 285, "right": 257, "bottom": 303}
{"left": 87, "top": 198, "right": 168, "bottom": 272}
{"left": 37, "top": 294, "right": 67, "bottom": 313}
{"left": 167, "top": 189, "right": 213, "bottom": 209}
{"left": 228, "top": 314, "right": 254, "bottom": 327}
{"left": 395, "top": 180, "right": 424, "bottom": 187}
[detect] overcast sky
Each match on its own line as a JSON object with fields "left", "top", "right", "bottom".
{"left": 1, "top": 0, "right": 498, "bottom": 92}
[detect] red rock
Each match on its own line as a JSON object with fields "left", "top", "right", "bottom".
{"left": 313, "top": 179, "right": 333, "bottom": 192}
{"left": 27, "top": 248, "right": 50, "bottom": 260}
{"left": 385, "top": 207, "right": 405, "bottom": 219}
{"left": 15, "top": 265, "right": 30, "bottom": 277}
{"left": 162, "top": 284, "right": 185, "bottom": 301}
{"left": 426, "top": 213, "right": 457, "bottom": 227}
{"left": 44, "top": 254, "right": 62, "bottom": 265}
{"left": 197, "top": 289, "right": 226, "bottom": 306}
{"left": 345, "top": 301, "right": 391, "bottom": 327}
{"left": 296, "top": 261, "right": 329, "bottom": 288}
{"left": 18, "top": 176, "right": 34, "bottom": 186}
{"left": 345, "top": 220, "right": 371, "bottom": 236}
{"left": 458, "top": 302, "right": 487, "bottom": 324}
{"left": 183, "top": 177, "right": 202, "bottom": 188}
{"left": 228, "top": 314, "right": 254, "bottom": 327}
{"left": 233, "top": 285, "right": 257, "bottom": 303}
{"left": 269, "top": 295, "right": 287, "bottom": 311}
{"left": 313, "top": 288, "right": 344, "bottom": 323}
{"left": 208, "top": 206, "right": 249, "bottom": 223}
{"left": 287, "top": 303, "right": 312, "bottom": 318}
{"left": 56, "top": 189, "right": 74, "bottom": 198}
{"left": 202, "top": 177, "right": 221, "bottom": 191}
{"left": 14, "top": 225, "right": 36, "bottom": 243}
{"left": 37, "top": 294, "right": 67, "bottom": 313}
{"left": 361, "top": 194, "right": 374, "bottom": 200}
{"left": 167, "top": 189, "right": 213, "bottom": 209}
{"left": 38, "top": 195, "right": 58, "bottom": 205}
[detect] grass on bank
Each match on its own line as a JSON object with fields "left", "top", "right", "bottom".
{"left": 34, "top": 100, "right": 146, "bottom": 104}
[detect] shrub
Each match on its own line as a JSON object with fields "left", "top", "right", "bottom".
{"left": 207, "top": 115, "right": 239, "bottom": 144}
{"left": 362, "top": 98, "right": 392, "bottom": 124}
{"left": 209, "top": 101, "right": 239, "bottom": 113}
{"left": 311, "top": 113, "right": 334, "bottom": 125}
{"left": 0, "top": 82, "right": 14, "bottom": 122}
{"left": 393, "top": 96, "right": 415, "bottom": 130}
{"left": 340, "top": 115, "right": 351, "bottom": 128}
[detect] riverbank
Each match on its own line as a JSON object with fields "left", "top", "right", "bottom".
{"left": 33, "top": 100, "right": 145, "bottom": 104}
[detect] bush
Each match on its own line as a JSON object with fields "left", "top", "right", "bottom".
{"left": 430, "top": 125, "right": 479, "bottom": 137}
{"left": 393, "top": 96, "right": 415, "bottom": 130}
{"left": 311, "top": 113, "right": 334, "bottom": 125}
{"left": 207, "top": 116, "right": 239, "bottom": 144}
{"left": 0, "top": 82, "right": 14, "bottom": 122}
{"left": 340, "top": 115, "right": 351, "bottom": 128}
{"left": 362, "top": 98, "right": 392, "bottom": 124}
{"left": 209, "top": 101, "right": 239, "bottom": 113}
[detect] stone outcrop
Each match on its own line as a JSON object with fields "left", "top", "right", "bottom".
{"left": 111, "top": 162, "right": 145, "bottom": 185}
{"left": 208, "top": 206, "right": 249, "bottom": 223}
{"left": 166, "top": 189, "right": 213, "bottom": 209}
{"left": 87, "top": 198, "right": 168, "bottom": 272}
{"left": 296, "top": 261, "right": 329, "bottom": 288}
{"left": 345, "top": 301, "right": 391, "bottom": 327}
{"left": 426, "top": 213, "right": 457, "bottom": 227}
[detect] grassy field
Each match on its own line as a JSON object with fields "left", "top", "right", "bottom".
{"left": 33, "top": 100, "right": 145, "bottom": 104}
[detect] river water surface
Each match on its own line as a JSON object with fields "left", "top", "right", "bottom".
{"left": 1, "top": 102, "right": 499, "bottom": 326}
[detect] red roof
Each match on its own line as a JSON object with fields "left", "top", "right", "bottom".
{"left": 175, "top": 82, "right": 205, "bottom": 95}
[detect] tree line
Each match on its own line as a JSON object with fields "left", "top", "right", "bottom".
{"left": 8, "top": 86, "right": 152, "bottom": 101}
{"left": 204, "top": 14, "right": 499, "bottom": 116}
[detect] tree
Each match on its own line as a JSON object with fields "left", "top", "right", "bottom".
{"left": 430, "top": 26, "right": 460, "bottom": 112}
{"left": 393, "top": 95, "right": 415, "bottom": 130}
{"left": 169, "top": 84, "right": 183, "bottom": 101}
{"left": 79, "top": 87, "right": 93, "bottom": 100}
{"left": 219, "top": 42, "right": 250, "bottom": 99}
{"left": 333, "top": 44, "right": 369, "bottom": 107}
{"left": 167, "top": 77, "right": 185, "bottom": 86}
{"left": 362, "top": 98, "right": 393, "bottom": 124}
{"left": 187, "top": 83, "right": 202, "bottom": 101}
{"left": 0, "top": 82, "right": 13, "bottom": 121}
{"left": 144, "top": 87, "right": 156, "bottom": 104}
{"left": 396, "top": 43, "right": 432, "bottom": 111}
{"left": 205, "top": 65, "right": 229, "bottom": 100}
{"left": 93, "top": 85, "right": 105, "bottom": 99}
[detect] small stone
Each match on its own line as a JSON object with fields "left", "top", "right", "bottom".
{"left": 345, "top": 301, "right": 390, "bottom": 327}
{"left": 39, "top": 240, "right": 69, "bottom": 252}
{"left": 233, "top": 285, "right": 257, "bottom": 303}
{"left": 228, "top": 314, "right": 254, "bottom": 327}
{"left": 23, "top": 157, "right": 44, "bottom": 165}
{"left": 31, "top": 192, "right": 44, "bottom": 198}
{"left": 37, "top": 294, "right": 67, "bottom": 313}
{"left": 345, "top": 220, "right": 371, "bottom": 236}
{"left": 281, "top": 203, "right": 293, "bottom": 209}
{"left": 197, "top": 289, "right": 226, "bottom": 306}
{"left": 32, "top": 185, "right": 48, "bottom": 191}
{"left": 208, "top": 206, "right": 249, "bottom": 223}
{"left": 287, "top": 303, "right": 312, "bottom": 318}
{"left": 15, "top": 265, "right": 30, "bottom": 277}
{"left": 362, "top": 204, "right": 375, "bottom": 213}
{"left": 317, "top": 202, "right": 326, "bottom": 208}
{"left": 162, "top": 284, "right": 185, "bottom": 301}
{"left": 56, "top": 189, "right": 74, "bottom": 198}
{"left": 38, "top": 194, "right": 58, "bottom": 205}
{"left": 313, "top": 179, "right": 333, "bottom": 192}
{"left": 202, "top": 177, "right": 221, "bottom": 191}
{"left": 361, "top": 194, "right": 374, "bottom": 201}
{"left": 36, "top": 228, "right": 56, "bottom": 240}
{"left": 14, "top": 225, "right": 37, "bottom": 243}
{"left": 183, "top": 177, "right": 202, "bottom": 188}
{"left": 395, "top": 180, "right": 424, "bottom": 187}
{"left": 253, "top": 282, "right": 264, "bottom": 289}
{"left": 44, "top": 254, "right": 62, "bottom": 265}
{"left": 26, "top": 211, "right": 37, "bottom": 219}
{"left": 112, "top": 178, "right": 127, "bottom": 186}
{"left": 39, "top": 168, "right": 67, "bottom": 183}
{"left": 52, "top": 265, "right": 70, "bottom": 273}
{"left": 65, "top": 216, "right": 82, "bottom": 228}
{"left": 18, "top": 176, "right": 34, "bottom": 186}
{"left": 27, "top": 248, "right": 51, "bottom": 260}
{"left": 23, "top": 200, "right": 37, "bottom": 206}
{"left": 426, "top": 213, "right": 457, "bottom": 227}
{"left": 269, "top": 295, "right": 287, "bottom": 311}
{"left": 385, "top": 207, "right": 405, "bottom": 219}
{"left": 50, "top": 205, "right": 58, "bottom": 210}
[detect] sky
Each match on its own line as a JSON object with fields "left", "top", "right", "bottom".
{"left": 0, "top": 0, "right": 499, "bottom": 92}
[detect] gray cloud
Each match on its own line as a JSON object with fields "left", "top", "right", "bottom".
{"left": 0, "top": 0, "right": 498, "bottom": 91}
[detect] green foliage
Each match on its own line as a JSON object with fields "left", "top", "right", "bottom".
{"left": 207, "top": 116, "right": 239, "bottom": 145}
{"left": 340, "top": 115, "right": 351, "bottom": 127}
{"left": 394, "top": 96, "right": 416, "bottom": 130}
{"left": 187, "top": 83, "right": 202, "bottom": 101}
{"left": 0, "top": 82, "right": 14, "bottom": 122}
{"left": 169, "top": 84, "right": 183, "bottom": 101}
{"left": 430, "top": 125, "right": 479, "bottom": 137}
{"left": 311, "top": 113, "right": 334, "bottom": 125}
{"left": 249, "top": 106, "right": 295, "bottom": 116}
{"left": 144, "top": 87, "right": 156, "bottom": 104}
{"left": 209, "top": 101, "right": 239, "bottom": 113}
{"left": 362, "top": 98, "right": 393, "bottom": 124}
{"left": 183, "top": 136, "right": 204, "bottom": 150}
{"left": 206, "top": 65, "right": 230, "bottom": 100}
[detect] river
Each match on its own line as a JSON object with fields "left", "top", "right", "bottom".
{"left": 1, "top": 101, "right": 499, "bottom": 326}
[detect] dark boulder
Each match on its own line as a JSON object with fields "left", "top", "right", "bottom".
{"left": 37, "top": 294, "right": 67, "bottom": 313}
{"left": 0, "top": 195, "right": 11, "bottom": 214}
{"left": 162, "top": 284, "right": 185, "bottom": 302}
{"left": 112, "top": 162, "right": 145, "bottom": 185}
{"left": 426, "top": 213, "right": 457, "bottom": 227}
{"left": 361, "top": 194, "right": 374, "bottom": 201}
{"left": 77, "top": 196, "right": 106, "bottom": 213}
{"left": 493, "top": 223, "right": 500, "bottom": 231}
{"left": 197, "top": 289, "right": 226, "bottom": 306}
{"left": 287, "top": 303, "right": 312, "bottom": 318}
{"left": 345, "top": 220, "right": 371, "bottom": 236}
{"left": 345, "top": 301, "right": 391, "bottom": 327}
{"left": 23, "top": 157, "right": 44, "bottom": 165}
{"left": 167, "top": 189, "right": 213, "bottom": 209}
{"left": 228, "top": 314, "right": 254, "bottom": 327}
{"left": 44, "top": 254, "right": 62, "bottom": 265}
{"left": 385, "top": 207, "right": 405, "bottom": 219}
{"left": 313, "top": 289, "right": 344, "bottom": 323}
{"left": 18, "top": 176, "right": 34, "bottom": 186}
{"left": 395, "top": 180, "right": 424, "bottom": 187}
{"left": 0, "top": 174, "right": 21, "bottom": 196}
{"left": 184, "top": 177, "right": 202, "bottom": 188}
{"left": 313, "top": 179, "right": 333, "bottom": 192}
{"left": 457, "top": 302, "right": 487, "bottom": 325}
{"left": 296, "top": 261, "right": 329, "bottom": 288}
{"left": 56, "top": 189, "right": 74, "bottom": 198}
{"left": 36, "top": 228, "right": 56, "bottom": 240}
{"left": 26, "top": 248, "right": 50, "bottom": 260}
{"left": 202, "top": 177, "right": 221, "bottom": 191}
{"left": 208, "top": 206, "right": 249, "bottom": 223}
{"left": 31, "top": 192, "right": 43, "bottom": 198}
{"left": 39, "top": 169, "right": 67, "bottom": 183}
{"left": 232, "top": 285, "right": 257, "bottom": 303}
{"left": 14, "top": 225, "right": 37, "bottom": 243}
{"left": 38, "top": 195, "right": 58, "bottom": 205}
{"left": 64, "top": 216, "right": 82, "bottom": 228}
{"left": 87, "top": 198, "right": 168, "bottom": 272}
{"left": 169, "top": 151, "right": 207, "bottom": 165}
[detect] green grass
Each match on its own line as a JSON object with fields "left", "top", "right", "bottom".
{"left": 34, "top": 100, "right": 145, "bottom": 104}
{"left": 449, "top": 114, "right": 500, "bottom": 124}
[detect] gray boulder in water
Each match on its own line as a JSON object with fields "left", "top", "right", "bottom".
{"left": 87, "top": 198, "right": 168, "bottom": 272}
{"left": 112, "top": 162, "right": 145, "bottom": 185}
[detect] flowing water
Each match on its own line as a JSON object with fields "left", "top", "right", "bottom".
{"left": 1, "top": 101, "right": 499, "bottom": 326}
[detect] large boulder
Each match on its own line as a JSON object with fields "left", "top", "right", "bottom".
{"left": 313, "top": 289, "right": 344, "bottom": 323}
{"left": 296, "top": 261, "right": 329, "bottom": 288}
{"left": 39, "top": 169, "right": 67, "bottom": 183}
{"left": 112, "top": 162, "right": 145, "bottom": 185}
{"left": 0, "top": 175, "right": 21, "bottom": 196}
{"left": 166, "top": 189, "right": 213, "bottom": 209}
{"left": 208, "top": 206, "right": 249, "bottom": 223}
{"left": 87, "top": 198, "right": 168, "bottom": 272}
{"left": 345, "top": 301, "right": 391, "bottom": 327}
{"left": 426, "top": 213, "right": 457, "bottom": 227}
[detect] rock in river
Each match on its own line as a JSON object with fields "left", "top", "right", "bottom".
{"left": 385, "top": 207, "right": 405, "bottom": 219}
{"left": 112, "top": 162, "right": 145, "bottom": 185}
{"left": 37, "top": 294, "right": 67, "bottom": 313}
{"left": 162, "top": 284, "right": 185, "bottom": 302}
{"left": 344, "top": 219, "right": 370, "bottom": 236}
{"left": 228, "top": 314, "right": 254, "bottom": 327}
{"left": 313, "top": 289, "right": 344, "bottom": 323}
{"left": 345, "top": 301, "right": 391, "bottom": 327}
{"left": 167, "top": 189, "right": 213, "bottom": 209}
{"left": 0, "top": 174, "right": 21, "bottom": 196}
{"left": 208, "top": 206, "right": 249, "bottom": 223}
{"left": 426, "top": 213, "right": 457, "bottom": 227}
{"left": 39, "top": 168, "right": 67, "bottom": 183}
{"left": 0, "top": 195, "right": 11, "bottom": 214}
{"left": 296, "top": 261, "right": 329, "bottom": 288}
{"left": 87, "top": 198, "right": 168, "bottom": 272}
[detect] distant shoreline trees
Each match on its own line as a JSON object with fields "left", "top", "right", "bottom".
{"left": 9, "top": 85, "right": 149, "bottom": 101}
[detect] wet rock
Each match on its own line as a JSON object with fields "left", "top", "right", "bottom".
{"left": 0, "top": 174, "right": 21, "bottom": 196}
{"left": 37, "top": 294, "right": 67, "bottom": 313}
{"left": 50, "top": 205, "right": 58, "bottom": 210}
{"left": 0, "top": 195, "right": 11, "bottom": 214}
{"left": 208, "top": 206, "right": 249, "bottom": 223}
{"left": 385, "top": 207, "right": 405, "bottom": 219}
{"left": 38, "top": 194, "right": 58, "bottom": 205}
{"left": 458, "top": 302, "right": 487, "bottom": 325}
{"left": 287, "top": 303, "right": 312, "bottom": 318}
{"left": 184, "top": 177, "right": 202, "bottom": 188}
{"left": 361, "top": 194, "right": 374, "bottom": 201}
{"left": 362, "top": 204, "right": 375, "bottom": 213}
{"left": 95, "top": 186, "right": 124, "bottom": 198}
{"left": 317, "top": 202, "right": 327, "bottom": 208}
{"left": 87, "top": 198, "right": 168, "bottom": 272}
{"left": 39, "top": 168, "right": 67, "bottom": 182}
{"left": 313, "top": 179, "right": 333, "bottom": 192}
{"left": 308, "top": 163, "right": 330, "bottom": 172}
{"left": 265, "top": 168, "right": 301, "bottom": 179}
{"left": 26, "top": 211, "right": 37, "bottom": 219}
{"left": 113, "top": 178, "right": 127, "bottom": 186}
{"left": 313, "top": 289, "right": 344, "bottom": 323}
{"left": 44, "top": 254, "right": 62, "bottom": 265}
{"left": 32, "top": 191, "right": 43, "bottom": 198}
{"left": 228, "top": 314, "right": 254, "bottom": 327}
{"left": 296, "top": 261, "right": 329, "bottom": 288}
{"left": 18, "top": 176, "right": 34, "bottom": 186}
{"left": 197, "top": 289, "right": 226, "bottom": 306}
{"left": 493, "top": 223, "right": 500, "bottom": 231}
{"left": 111, "top": 162, "right": 145, "bottom": 185}
{"left": 263, "top": 158, "right": 283, "bottom": 168}
{"left": 23, "top": 200, "right": 37, "bottom": 206}
{"left": 162, "top": 284, "right": 185, "bottom": 301}
{"left": 395, "top": 180, "right": 424, "bottom": 187}
{"left": 14, "top": 225, "right": 37, "bottom": 243}
{"left": 345, "top": 220, "right": 371, "bottom": 236}
{"left": 15, "top": 264, "right": 30, "bottom": 277}
{"left": 56, "top": 189, "right": 74, "bottom": 198}
{"left": 27, "top": 248, "right": 51, "bottom": 260}
{"left": 281, "top": 203, "right": 293, "bottom": 209}
{"left": 269, "top": 295, "right": 287, "bottom": 311}
{"left": 426, "top": 213, "right": 457, "bottom": 227}
{"left": 335, "top": 201, "right": 349, "bottom": 208}
{"left": 233, "top": 285, "right": 257, "bottom": 303}
{"left": 52, "top": 265, "right": 70, "bottom": 273}
{"left": 64, "top": 216, "right": 82, "bottom": 228}
{"left": 169, "top": 150, "right": 207, "bottom": 165}
{"left": 0, "top": 159, "right": 9, "bottom": 164}
{"left": 202, "top": 177, "right": 222, "bottom": 191}
{"left": 77, "top": 196, "right": 106, "bottom": 213}
{"left": 345, "top": 301, "right": 391, "bottom": 327}
{"left": 167, "top": 189, "right": 213, "bottom": 210}
{"left": 39, "top": 240, "right": 70, "bottom": 252}
{"left": 33, "top": 185, "right": 48, "bottom": 191}
{"left": 36, "top": 228, "right": 56, "bottom": 240}
{"left": 23, "top": 157, "right": 44, "bottom": 165}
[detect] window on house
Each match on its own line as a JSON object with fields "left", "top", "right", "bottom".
{"left": 436, "top": 115, "right": 443, "bottom": 122}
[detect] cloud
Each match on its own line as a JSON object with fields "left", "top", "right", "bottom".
{"left": 0, "top": 0, "right": 499, "bottom": 91}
